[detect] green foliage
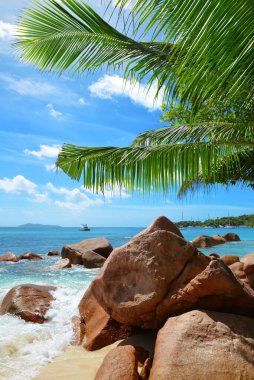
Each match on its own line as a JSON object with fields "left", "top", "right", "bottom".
{"left": 16, "top": 0, "right": 254, "bottom": 196}
{"left": 176, "top": 214, "right": 254, "bottom": 228}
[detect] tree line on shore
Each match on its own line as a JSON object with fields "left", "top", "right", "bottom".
{"left": 176, "top": 214, "right": 254, "bottom": 228}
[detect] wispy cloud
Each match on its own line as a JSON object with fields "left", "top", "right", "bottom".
{"left": 78, "top": 97, "right": 86, "bottom": 105}
{"left": 47, "top": 103, "right": 64, "bottom": 120}
{"left": 24, "top": 145, "right": 61, "bottom": 160}
{"left": 89, "top": 75, "right": 163, "bottom": 111}
{"left": 0, "top": 73, "right": 86, "bottom": 107}
{"left": 0, "top": 74, "right": 56, "bottom": 96}
{"left": 45, "top": 163, "right": 57, "bottom": 172}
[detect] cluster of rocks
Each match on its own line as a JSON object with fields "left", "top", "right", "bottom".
{"left": 0, "top": 251, "right": 60, "bottom": 262}
{"left": 60, "top": 237, "right": 113, "bottom": 269}
{"left": 0, "top": 238, "right": 113, "bottom": 271}
{"left": 1, "top": 216, "right": 254, "bottom": 379}
{"left": 192, "top": 232, "right": 240, "bottom": 248}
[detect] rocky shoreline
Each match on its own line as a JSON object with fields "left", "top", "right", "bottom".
{"left": 1, "top": 216, "right": 254, "bottom": 379}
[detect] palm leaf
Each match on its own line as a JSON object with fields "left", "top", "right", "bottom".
{"left": 15, "top": 0, "right": 176, "bottom": 87}
{"left": 114, "top": 0, "right": 254, "bottom": 112}
{"left": 132, "top": 122, "right": 254, "bottom": 147}
{"left": 57, "top": 141, "right": 247, "bottom": 195}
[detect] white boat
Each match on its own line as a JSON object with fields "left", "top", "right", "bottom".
{"left": 79, "top": 224, "right": 90, "bottom": 231}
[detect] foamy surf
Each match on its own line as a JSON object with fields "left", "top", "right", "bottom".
{"left": 0, "top": 286, "right": 84, "bottom": 380}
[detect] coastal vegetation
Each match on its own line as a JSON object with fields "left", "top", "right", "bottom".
{"left": 15, "top": 0, "right": 254, "bottom": 196}
{"left": 176, "top": 214, "right": 254, "bottom": 228}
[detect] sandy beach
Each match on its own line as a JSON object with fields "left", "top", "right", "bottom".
{"left": 34, "top": 333, "right": 156, "bottom": 380}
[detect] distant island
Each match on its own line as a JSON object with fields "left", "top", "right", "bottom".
{"left": 18, "top": 223, "right": 63, "bottom": 229}
{"left": 176, "top": 214, "right": 254, "bottom": 228}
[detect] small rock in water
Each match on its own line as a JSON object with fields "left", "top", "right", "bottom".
{"left": 0, "top": 252, "right": 19, "bottom": 262}
{"left": 19, "top": 252, "right": 43, "bottom": 260}
{"left": 61, "top": 237, "right": 113, "bottom": 265}
{"left": 0, "top": 284, "right": 56, "bottom": 323}
{"left": 47, "top": 250, "right": 59, "bottom": 256}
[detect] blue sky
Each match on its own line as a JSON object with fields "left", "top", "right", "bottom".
{"left": 0, "top": 0, "right": 253, "bottom": 227}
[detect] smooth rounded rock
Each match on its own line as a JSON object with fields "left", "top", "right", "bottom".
{"left": 90, "top": 230, "right": 196, "bottom": 328}
{"left": 0, "top": 252, "right": 19, "bottom": 262}
{"left": 79, "top": 287, "right": 133, "bottom": 351}
{"left": 0, "top": 284, "right": 56, "bottom": 323}
{"left": 223, "top": 232, "right": 240, "bottom": 242}
{"left": 19, "top": 252, "right": 43, "bottom": 260}
{"left": 47, "top": 250, "right": 59, "bottom": 256}
{"left": 134, "top": 215, "right": 183, "bottom": 239}
{"left": 61, "top": 237, "right": 113, "bottom": 264}
{"left": 150, "top": 310, "right": 254, "bottom": 380}
{"left": 220, "top": 255, "right": 240, "bottom": 266}
{"left": 81, "top": 250, "right": 106, "bottom": 269}
{"left": 241, "top": 252, "right": 254, "bottom": 274}
{"left": 95, "top": 345, "right": 140, "bottom": 380}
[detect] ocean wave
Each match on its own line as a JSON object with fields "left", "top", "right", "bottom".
{"left": 0, "top": 286, "right": 84, "bottom": 380}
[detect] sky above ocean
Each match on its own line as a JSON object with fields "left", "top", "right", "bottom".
{"left": 0, "top": 0, "right": 254, "bottom": 227}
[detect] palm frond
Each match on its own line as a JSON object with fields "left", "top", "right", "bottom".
{"left": 178, "top": 150, "right": 254, "bottom": 198}
{"left": 132, "top": 122, "right": 254, "bottom": 147}
{"left": 57, "top": 141, "right": 246, "bottom": 195}
{"left": 114, "top": 0, "right": 254, "bottom": 111}
{"left": 15, "top": 0, "right": 175, "bottom": 83}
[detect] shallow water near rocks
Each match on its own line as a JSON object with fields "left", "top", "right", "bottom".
{"left": 0, "top": 226, "right": 253, "bottom": 379}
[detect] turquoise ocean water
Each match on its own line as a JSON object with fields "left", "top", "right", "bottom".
{"left": 0, "top": 226, "right": 253, "bottom": 379}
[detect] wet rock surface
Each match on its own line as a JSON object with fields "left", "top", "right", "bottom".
{"left": 0, "top": 284, "right": 56, "bottom": 323}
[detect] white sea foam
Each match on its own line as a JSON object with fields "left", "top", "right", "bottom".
{"left": 0, "top": 286, "right": 84, "bottom": 380}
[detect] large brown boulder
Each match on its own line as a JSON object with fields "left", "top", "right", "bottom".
{"left": 157, "top": 258, "right": 254, "bottom": 321}
{"left": 89, "top": 230, "right": 197, "bottom": 329}
{"left": 19, "top": 252, "right": 43, "bottom": 260}
{"left": 192, "top": 232, "right": 240, "bottom": 248}
{"left": 61, "top": 237, "right": 113, "bottom": 265}
{"left": 223, "top": 232, "right": 240, "bottom": 242}
{"left": 241, "top": 252, "right": 254, "bottom": 274}
{"left": 192, "top": 235, "right": 225, "bottom": 248}
{"left": 229, "top": 261, "right": 246, "bottom": 280}
{"left": 0, "top": 252, "right": 19, "bottom": 262}
{"left": 150, "top": 310, "right": 254, "bottom": 380}
{"left": 82, "top": 250, "right": 106, "bottom": 269}
{"left": 135, "top": 215, "right": 183, "bottom": 239}
{"left": 95, "top": 345, "right": 140, "bottom": 380}
{"left": 79, "top": 287, "right": 133, "bottom": 351}
{"left": 0, "top": 284, "right": 56, "bottom": 323}
{"left": 220, "top": 255, "right": 239, "bottom": 266}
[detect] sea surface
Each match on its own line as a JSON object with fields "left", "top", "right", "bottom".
{"left": 0, "top": 226, "right": 254, "bottom": 379}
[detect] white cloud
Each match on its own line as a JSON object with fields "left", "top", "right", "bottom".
{"left": 45, "top": 163, "right": 57, "bottom": 172}
{"left": 84, "top": 186, "right": 130, "bottom": 200}
{"left": 32, "top": 192, "right": 50, "bottom": 203}
{"left": 89, "top": 75, "right": 163, "bottom": 111}
{"left": 47, "top": 103, "right": 64, "bottom": 120}
{"left": 0, "top": 175, "right": 37, "bottom": 194}
{"left": 78, "top": 97, "right": 86, "bottom": 105}
{"left": 0, "top": 21, "right": 16, "bottom": 40}
{"left": 24, "top": 145, "right": 61, "bottom": 160}
{"left": 46, "top": 182, "right": 104, "bottom": 210}
{"left": 0, "top": 74, "right": 56, "bottom": 96}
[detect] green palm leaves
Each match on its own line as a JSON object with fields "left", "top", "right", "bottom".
{"left": 15, "top": 0, "right": 175, "bottom": 95}
{"left": 16, "top": 0, "right": 254, "bottom": 196}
